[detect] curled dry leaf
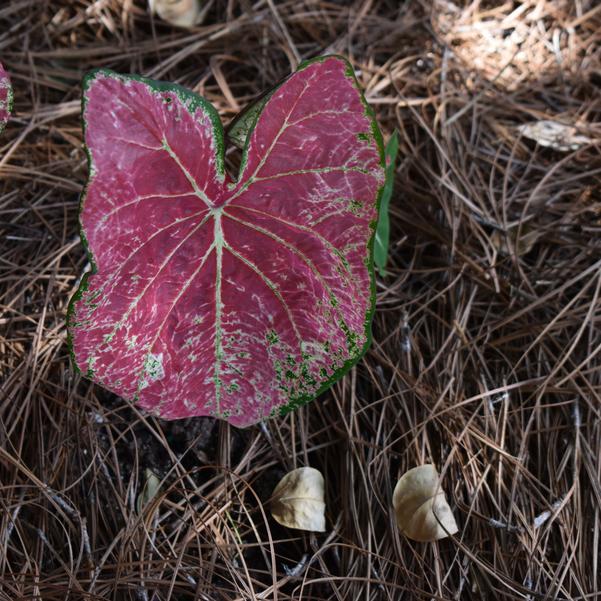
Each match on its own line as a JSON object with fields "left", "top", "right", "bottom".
{"left": 393, "top": 464, "right": 458, "bottom": 542}
{"left": 517, "top": 120, "right": 594, "bottom": 152}
{"left": 271, "top": 467, "right": 325, "bottom": 532}
{"left": 490, "top": 224, "right": 538, "bottom": 257}
{"left": 136, "top": 468, "right": 161, "bottom": 514}
{"left": 149, "top": 0, "right": 203, "bottom": 28}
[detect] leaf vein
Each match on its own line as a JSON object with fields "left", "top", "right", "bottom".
{"left": 162, "top": 138, "right": 213, "bottom": 209}
{"left": 223, "top": 242, "right": 305, "bottom": 361}
{"left": 227, "top": 204, "right": 358, "bottom": 295}
{"left": 223, "top": 211, "right": 356, "bottom": 348}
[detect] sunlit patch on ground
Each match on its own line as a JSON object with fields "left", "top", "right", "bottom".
{"left": 432, "top": 0, "right": 597, "bottom": 89}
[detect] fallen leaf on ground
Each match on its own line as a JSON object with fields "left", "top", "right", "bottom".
{"left": 149, "top": 0, "right": 203, "bottom": 28}
{"left": 517, "top": 120, "right": 594, "bottom": 151}
{"left": 271, "top": 467, "right": 325, "bottom": 532}
{"left": 136, "top": 468, "right": 161, "bottom": 514}
{"left": 490, "top": 224, "right": 538, "bottom": 257}
{"left": 393, "top": 464, "right": 458, "bottom": 542}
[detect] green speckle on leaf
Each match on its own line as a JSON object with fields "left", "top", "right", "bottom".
{"left": 266, "top": 330, "right": 279, "bottom": 345}
{"left": 85, "top": 355, "right": 98, "bottom": 378}
{"left": 348, "top": 198, "right": 362, "bottom": 215}
{"left": 300, "top": 363, "right": 317, "bottom": 387}
{"left": 144, "top": 353, "right": 164, "bottom": 381}
{"left": 338, "top": 319, "right": 359, "bottom": 354}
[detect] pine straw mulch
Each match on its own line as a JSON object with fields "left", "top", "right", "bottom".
{"left": 1, "top": 1, "right": 600, "bottom": 599}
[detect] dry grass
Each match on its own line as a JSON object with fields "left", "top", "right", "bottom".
{"left": 1, "top": 1, "right": 600, "bottom": 599}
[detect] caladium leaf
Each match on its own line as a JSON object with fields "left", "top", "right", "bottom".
{"left": 0, "top": 62, "right": 13, "bottom": 133}
{"left": 68, "top": 56, "right": 385, "bottom": 426}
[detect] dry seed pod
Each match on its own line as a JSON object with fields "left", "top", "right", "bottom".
{"left": 393, "top": 464, "right": 458, "bottom": 542}
{"left": 271, "top": 467, "right": 325, "bottom": 532}
{"left": 149, "top": 0, "right": 203, "bottom": 28}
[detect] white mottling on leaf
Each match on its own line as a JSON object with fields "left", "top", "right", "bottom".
{"left": 140, "top": 352, "right": 165, "bottom": 390}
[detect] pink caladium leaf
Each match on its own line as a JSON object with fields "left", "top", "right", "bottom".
{"left": 68, "top": 56, "right": 385, "bottom": 426}
{"left": 0, "top": 62, "right": 12, "bottom": 133}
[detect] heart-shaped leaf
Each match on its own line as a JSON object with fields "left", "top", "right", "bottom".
{"left": 68, "top": 56, "right": 385, "bottom": 426}
{"left": 0, "top": 62, "right": 12, "bottom": 133}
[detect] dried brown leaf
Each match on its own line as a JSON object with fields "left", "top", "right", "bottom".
{"left": 393, "top": 465, "right": 458, "bottom": 542}
{"left": 136, "top": 469, "right": 161, "bottom": 514}
{"left": 491, "top": 225, "right": 539, "bottom": 257}
{"left": 517, "top": 120, "right": 594, "bottom": 151}
{"left": 271, "top": 467, "right": 325, "bottom": 532}
{"left": 149, "top": 0, "right": 203, "bottom": 28}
